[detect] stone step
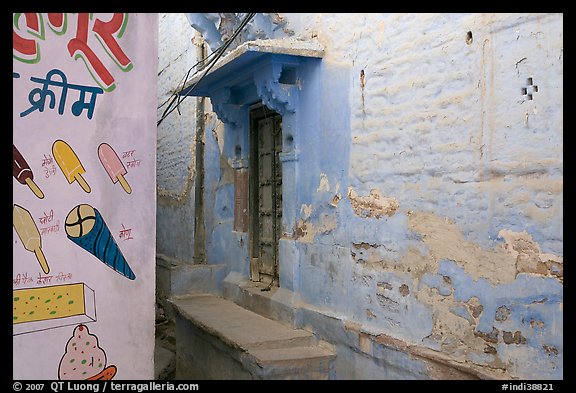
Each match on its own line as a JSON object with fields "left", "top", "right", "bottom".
{"left": 247, "top": 346, "right": 336, "bottom": 380}
{"left": 171, "top": 294, "right": 335, "bottom": 379}
{"left": 154, "top": 340, "right": 176, "bottom": 380}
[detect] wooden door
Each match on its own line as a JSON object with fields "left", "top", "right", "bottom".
{"left": 249, "top": 106, "right": 282, "bottom": 285}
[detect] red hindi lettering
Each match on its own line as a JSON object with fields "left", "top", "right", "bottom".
{"left": 92, "top": 13, "right": 132, "bottom": 70}
{"left": 13, "top": 13, "right": 41, "bottom": 61}
{"left": 67, "top": 13, "right": 115, "bottom": 89}
{"left": 47, "top": 13, "right": 65, "bottom": 32}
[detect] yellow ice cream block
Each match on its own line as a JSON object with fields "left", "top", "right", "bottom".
{"left": 13, "top": 283, "right": 96, "bottom": 336}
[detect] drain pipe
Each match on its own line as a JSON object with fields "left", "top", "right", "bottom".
{"left": 193, "top": 31, "right": 207, "bottom": 264}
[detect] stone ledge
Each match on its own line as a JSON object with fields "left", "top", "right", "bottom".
{"left": 171, "top": 294, "right": 314, "bottom": 350}
{"left": 170, "top": 294, "right": 335, "bottom": 379}
{"left": 222, "top": 272, "right": 303, "bottom": 328}
{"left": 218, "top": 275, "right": 511, "bottom": 379}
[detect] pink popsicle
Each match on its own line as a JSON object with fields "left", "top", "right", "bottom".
{"left": 98, "top": 143, "right": 131, "bottom": 194}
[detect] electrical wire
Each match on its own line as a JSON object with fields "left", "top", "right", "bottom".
{"left": 157, "top": 13, "right": 256, "bottom": 127}
{"left": 157, "top": 49, "right": 219, "bottom": 111}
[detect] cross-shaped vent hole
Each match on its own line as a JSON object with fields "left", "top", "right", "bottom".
{"left": 522, "top": 77, "right": 539, "bottom": 100}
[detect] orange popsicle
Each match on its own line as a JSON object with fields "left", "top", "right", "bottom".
{"left": 52, "top": 139, "right": 91, "bottom": 193}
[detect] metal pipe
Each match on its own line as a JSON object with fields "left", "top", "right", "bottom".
{"left": 193, "top": 32, "right": 207, "bottom": 264}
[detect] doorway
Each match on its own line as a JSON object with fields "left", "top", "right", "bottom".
{"left": 249, "top": 105, "right": 282, "bottom": 287}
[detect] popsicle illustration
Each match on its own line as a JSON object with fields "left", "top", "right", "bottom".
{"left": 13, "top": 144, "right": 44, "bottom": 199}
{"left": 52, "top": 139, "right": 91, "bottom": 193}
{"left": 65, "top": 204, "right": 135, "bottom": 280}
{"left": 98, "top": 143, "right": 132, "bottom": 194}
{"left": 13, "top": 204, "right": 50, "bottom": 274}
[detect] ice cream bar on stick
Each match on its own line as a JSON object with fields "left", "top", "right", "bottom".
{"left": 52, "top": 139, "right": 91, "bottom": 193}
{"left": 13, "top": 204, "right": 50, "bottom": 274}
{"left": 98, "top": 143, "right": 132, "bottom": 194}
{"left": 65, "top": 204, "right": 136, "bottom": 280}
{"left": 13, "top": 144, "right": 44, "bottom": 199}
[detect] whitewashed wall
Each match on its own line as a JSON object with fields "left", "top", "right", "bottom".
{"left": 13, "top": 13, "right": 158, "bottom": 380}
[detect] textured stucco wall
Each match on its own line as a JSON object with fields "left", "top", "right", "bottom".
{"left": 157, "top": 13, "right": 198, "bottom": 262}
{"left": 158, "top": 13, "right": 563, "bottom": 379}
{"left": 283, "top": 12, "right": 563, "bottom": 380}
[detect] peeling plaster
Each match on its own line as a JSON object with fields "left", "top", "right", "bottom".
{"left": 413, "top": 258, "right": 563, "bottom": 378}
{"left": 417, "top": 283, "right": 508, "bottom": 371}
{"left": 295, "top": 204, "right": 338, "bottom": 243}
{"left": 301, "top": 204, "right": 313, "bottom": 220}
{"left": 502, "top": 331, "right": 526, "bottom": 345}
{"left": 162, "top": 12, "right": 563, "bottom": 380}
{"left": 498, "top": 229, "right": 563, "bottom": 282}
{"left": 495, "top": 305, "right": 511, "bottom": 322}
{"left": 401, "top": 210, "right": 562, "bottom": 374}
{"left": 347, "top": 187, "right": 399, "bottom": 218}
{"left": 209, "top": 113, "right": 225, "bottom": 154}
{"left": 422, "top": 286, "right": 509, "bottom": 370}
{"left": 408, "top": 211, "right": 563, "bottom": 286}
{"left": 409, "top": 211, "right": 515, "bottom": 285}
{"left": 317, "top": 172, "right": 330, "bottom": 192}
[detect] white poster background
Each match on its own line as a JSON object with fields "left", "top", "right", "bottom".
{"left": 13, "top": 13, "right": 157, "bottom": 380}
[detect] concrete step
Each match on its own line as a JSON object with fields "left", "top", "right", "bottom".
{"left": 154, "top": 340, "right": 176, "bottom": 380}
{"left": 171, "top": 294, "right": 335, "bottom": 380}
{"left": 248, "top": 346, "right": 336, "bottom": 380}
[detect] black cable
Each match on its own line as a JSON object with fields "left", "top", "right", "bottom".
{"left": 158, "top": 48, "right": 221, "bottom": 111}
{"left": 157, "top": 43, "right": 223, "bottom": 125}
{"left": 157, "top": 13, "right": 256, "bottom": 127}
{"left": 173, "top": 13, "right": 255, "bottom": 110}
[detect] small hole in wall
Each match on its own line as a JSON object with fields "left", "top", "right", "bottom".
{"left": 521, "top": 77, "right": 539, "bottom": 100}
{"left": 235, "top": 145, "right": 241, "bottom": 158}
{"left": 279, "top": 67, "right": 297, "bottom": 85}
{"left": 466, "top": 31, "right": 473, "bottom": 45}
{"left": 285, "top": 134, "right": 294, "bottom": 147}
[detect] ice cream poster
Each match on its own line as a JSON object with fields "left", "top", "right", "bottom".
{"left": 13, "top": 13, "right": 158, "bottom": 380}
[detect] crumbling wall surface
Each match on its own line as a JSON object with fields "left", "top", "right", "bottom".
{"left": 285, "top": 13, "right": 562, "bottom": 379}
{"left": 157, "top": 13, "right": 199, "bottom": 261}
{"left": 202, "top": 112, "right": 250, "bottom": 275}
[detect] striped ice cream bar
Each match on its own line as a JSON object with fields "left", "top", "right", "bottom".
{"left": 65, "top": 204, "right": 135, "bottom": 280}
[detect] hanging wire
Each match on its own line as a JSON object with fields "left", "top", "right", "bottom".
{"left": 157, "top": 13, "right": 256, "bottom": 127}
{"left": 157, "top": 46, "right": 221, "bottom": 110}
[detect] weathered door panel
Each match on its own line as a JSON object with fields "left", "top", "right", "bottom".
{"left": 250, "top": 106, "right": 282, "bottom": 284}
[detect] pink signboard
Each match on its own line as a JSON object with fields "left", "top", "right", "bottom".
{"left": 13, "top": 13, "right": 158, "bottom": 380}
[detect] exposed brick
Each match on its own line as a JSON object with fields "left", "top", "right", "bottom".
{"left": 495, "top": 306, "right": 511, "bottom": 322}
{"left": 399, "top": 284, "right": 410, "bottom": 297}
{"left": 503, "top": 331, "right": 526, "bottom": 345}
{"left": 474, "top": 327, "right": 499, "bottom": 344}
{"left": 470, "top": 304, "right": 484, "bottom": 319}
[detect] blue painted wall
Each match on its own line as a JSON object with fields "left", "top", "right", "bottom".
{"left": 159, "top": 13, "right": 563, "bottom": 379}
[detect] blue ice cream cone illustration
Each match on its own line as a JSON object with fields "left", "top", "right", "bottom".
{"left": 64, "top": 204, "right": 135, "bottom": 280}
